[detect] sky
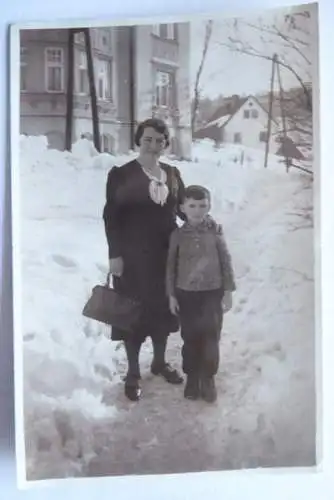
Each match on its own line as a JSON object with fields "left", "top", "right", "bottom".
{"left": 190, "top": 4, "right": 315, "bottom": 99}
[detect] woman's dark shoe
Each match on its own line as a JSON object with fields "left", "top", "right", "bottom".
{"left": 184, "top": 375, "right": 200, "bottom": 400}
{"left": 151, "top": 363, "right": 184, "bottom": 384}
{"left": 200, "top": 376, "right": 217, "bottom": 403}
{"left": 124, "top": 379, "right": 142, "bottom": 401}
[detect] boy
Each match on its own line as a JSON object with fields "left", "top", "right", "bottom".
{"left": 166, "top": 185, "right": 236, "bottom": 403}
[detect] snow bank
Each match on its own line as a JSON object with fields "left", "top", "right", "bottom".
{"left": 19, "top": 137, "right": 128, "bottom": 479}
{"left": 18, "top": 135, "right": 312, "bottom": 479}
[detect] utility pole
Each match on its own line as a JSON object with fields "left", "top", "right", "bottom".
{"left": 129, "top": 25, "right": 136, "bottom": 150}
{"left": 65, "top": 28, "right": 101, "bottom": 152}
{"left": 264, "top": 53, "right": 276, "bottom": 169}
{"left": 276, "top": 61, "right": 290, "bottom": 173}
{"left": 264, "top": 53, "right": 290, "bottom": 172}
{"left": 65, "top": 29, "right": 75, "bottom": 151}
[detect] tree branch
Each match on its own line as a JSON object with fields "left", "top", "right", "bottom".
{"left": 245, "top": 20, "right": 310, "bottom": 56}
{"left": 217, "top": 39, "right": 312, "bottom": 110}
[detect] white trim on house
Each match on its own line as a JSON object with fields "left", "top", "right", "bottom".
{"left": 151, "top": 57, "right": 179, "bottom": 68}
{"left": 154, "top": 69, "right": 176, "bottom": 108}
{"left": 44, "top": 46, "right": 65, "bottom": 93}
{"left": 152, "top": 23, "right": 176, "bottom": 40}
{"left": 76, "top": 49, "right": 88, "bottom": 95}
{"left": 95, "top": 58, "right": 113, "bottom": 101}
{"left": 166, "top": 23, "right": 175, "bottom": 40}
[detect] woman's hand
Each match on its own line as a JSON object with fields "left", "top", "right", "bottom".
{"left": 109, "top": 257, "right": 124, "bottom": 277}
{"left": 222, "top": 291, "right": 233, "bottom": 313}
{"left": 169, "top": 295, "right": 179, "bottom": 316}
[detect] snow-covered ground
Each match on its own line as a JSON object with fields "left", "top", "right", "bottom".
{"left": 17, "top": 136, "right": 315, "bottom": 480}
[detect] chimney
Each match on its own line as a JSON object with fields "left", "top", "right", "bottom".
{"left": 225, "top": 94, "right": 240, "bottom": 114}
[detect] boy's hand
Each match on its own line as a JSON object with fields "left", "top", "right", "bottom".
{"left": 169, "top": 296, "right": 179, "bottom": 316}
{"left": 109, "top": 257, "right": 124, "bottom": 277}
{"left": 222, "top": 291, "right": 233, "bottom": 313}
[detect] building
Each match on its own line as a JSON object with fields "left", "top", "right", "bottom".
{"left": 194, "top": 95, "right": 281, "bottom": 153}
{"left": 19, "top": 23, "right": 191, "bottom": 158}
{"left": 194, "top": 89, "right": 311, "bottom": 158}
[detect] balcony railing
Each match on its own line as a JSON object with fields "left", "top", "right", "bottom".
{"left": 20, "top": 91, "right": 117, "bottom": 117}
{"left": 73, "top": 95, "right": 117, "bottom": 115}
{"left": 20, "top": 92, "right": 67, "bottom": 115}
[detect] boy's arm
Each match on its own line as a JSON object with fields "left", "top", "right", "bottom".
{"left": 216, "top": 226, "right": 236, "bottom": 292}
{"left": 166, "top": 229, "right": 179, "bottom": 297}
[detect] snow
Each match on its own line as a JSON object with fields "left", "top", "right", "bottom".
{"left": 17, "top": 135, "right": 314, "bottom": 480}
{"left": 203, "top": 114, "right": 232, "bottom": 129}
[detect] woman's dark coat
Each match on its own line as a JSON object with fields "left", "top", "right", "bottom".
{"left": 103, "top": 159, "right": 185, "bottom": 341}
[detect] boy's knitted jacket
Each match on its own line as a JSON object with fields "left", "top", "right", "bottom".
{"left": 166, "top": 215, "right": 236, "bottom": 296}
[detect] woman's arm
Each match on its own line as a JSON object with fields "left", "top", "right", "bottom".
{"left": 173, "top": 166, "right": 187, "bottom": 222}
{"left": 103, "top": 166, "right": 122, "bottom": 259}
{"left": 166, "top": 229, "right": 179, "bottom": 298}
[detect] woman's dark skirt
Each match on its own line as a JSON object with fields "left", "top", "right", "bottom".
{"left": 111, "top": 230, "right": 179, "bottom": 343}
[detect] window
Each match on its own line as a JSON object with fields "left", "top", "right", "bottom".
{"left": 95, "top": 59, "right": 112, "bottom": 100}
{"left": 259, "top": 131, "right": 268, "bottom": 142}
{"left": 171, "top": 136, "right": 179, "bottom": 155}
{"left": 100, "top": 134, "right": 114, "bottom": 153}
{"left": 100, "top": 133, "right": 107, "bottom": 152}
{"left": 167, "top": 24, "right": 175, "bottom": 40}
{"left": 20, "top": 46, "right": 28, "bottom": 91}
{"left": 74, "top": 32, "right": 85, "bottom": 44}
{"left": 155, "top": 70, "right": 174, "bottom": 107}
{"left": 234, "top": 132, "right": 242, "bottom": 143}
{"left": 244, "top": 108, "right": 258, "bottom": 119}
{"left": 152, "top": 23, "right": 176, "bottom": 40}
{"left": 76, "top": 51, "right": 88, "bottom": 94}
{"left": 45, "top": 47, "right": 64, "bottom": 92}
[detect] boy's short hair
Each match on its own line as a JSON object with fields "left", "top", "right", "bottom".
{"left": 183, "top": 185, "right": 211, "bottom": 203}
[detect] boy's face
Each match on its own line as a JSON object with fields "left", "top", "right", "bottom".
{"left": 181, "top": 197, "right": 210, "bottom": 225}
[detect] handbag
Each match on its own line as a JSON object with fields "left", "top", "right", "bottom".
{"left": 82, "top": 273, "right": 141, "bottom": 332}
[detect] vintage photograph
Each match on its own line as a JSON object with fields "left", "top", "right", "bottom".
{"left": 12, "top": 2, "right": 318, "bottom": 482}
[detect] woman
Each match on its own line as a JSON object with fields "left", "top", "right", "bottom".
{"left": 103, "top": 118, "right": 186, "bottom": 401}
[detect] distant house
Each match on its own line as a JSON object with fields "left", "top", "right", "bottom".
{"left": 193, "top": 94, "right": 307, "bottom": 158}
{"left": 194, "top": 94, "right": 282, "bottom": 153}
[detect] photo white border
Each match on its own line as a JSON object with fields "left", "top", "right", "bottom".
{"left": 9, "top": 1, "right": 325, "bottom": 495}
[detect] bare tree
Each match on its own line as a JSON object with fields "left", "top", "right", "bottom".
{"left": 216, "top": 9, "right": 313, "bottom": 111}
{"left": 215, "top": 9, "right": 314, "bottom": 157}
{"left": 191, "top": 20, "right": 213, "bottom": 135}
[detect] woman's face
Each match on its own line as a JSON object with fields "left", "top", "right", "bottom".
{"left": 139, "top": 127, "right": 166, "bottom": 158}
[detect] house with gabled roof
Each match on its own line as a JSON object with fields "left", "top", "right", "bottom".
{"left": 194, "top": 94, "right": 282, "bottom": 153}
{"left": 194, "top": 88, "right": 310, "bottom": 160}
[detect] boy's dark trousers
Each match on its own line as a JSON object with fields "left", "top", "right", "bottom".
{"left": 175, "top": 288, "right": 224, "bottom": 378}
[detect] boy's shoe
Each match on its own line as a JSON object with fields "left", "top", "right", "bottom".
{"left": 200, "top": 376, "right": 217, "bottom": 403}
{"left": 184, "top": 375, "right": 200, "bottom": 400}
{"left": 124, "top": 378, "right": 142, "bottom": 402}
{"left": 151, "top": 362, "right": 184, "bottom": 384}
